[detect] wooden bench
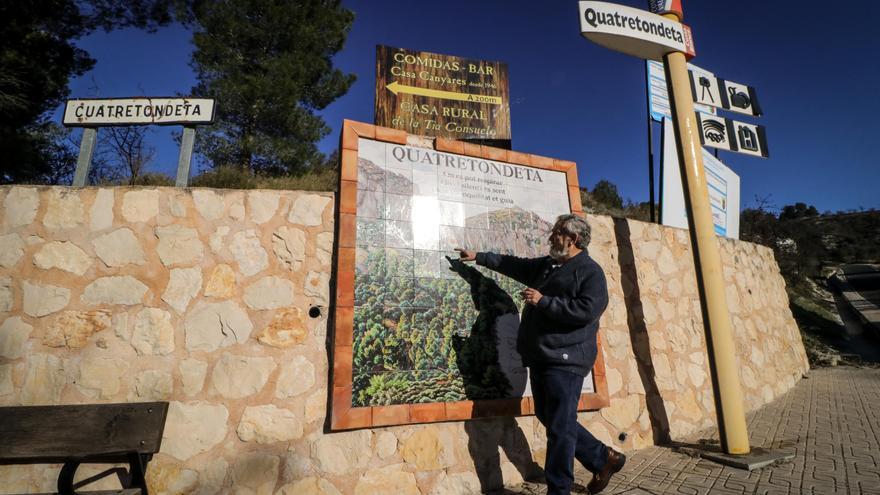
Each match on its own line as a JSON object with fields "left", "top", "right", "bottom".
{"left": 0, "top": 402, "right": 168, "bottom": 495}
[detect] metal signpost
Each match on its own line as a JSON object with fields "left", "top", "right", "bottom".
{"left": 62, "top": 97, "right": 216, "bottom": 187}
{"left": 580, "top": 0, "right": 757, "bottom": 459}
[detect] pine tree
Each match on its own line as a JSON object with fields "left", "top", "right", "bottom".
{"left": 0, "top": 0, "right": 181, "bottom": 183}
{"left": 190, "top": 0, "right": 356, "bottom": 173}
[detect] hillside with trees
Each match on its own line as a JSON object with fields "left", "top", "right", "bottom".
{"left": 582, "top": 179, "right": 880, "bottom": 367}
{"left": 740, "top": 202, "right": 880, "bottom": 365}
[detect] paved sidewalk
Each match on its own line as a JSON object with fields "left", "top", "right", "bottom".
{"left": 502, "top": 367, "right": 880, "bottom": 495}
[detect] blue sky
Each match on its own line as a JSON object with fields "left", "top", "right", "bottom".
{"left": 62, "top": 0, "right": 880, "bottom": 213}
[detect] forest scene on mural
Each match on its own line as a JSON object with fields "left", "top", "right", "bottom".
{"left": 352, "top": 138, "right": 574, "bottom": 407}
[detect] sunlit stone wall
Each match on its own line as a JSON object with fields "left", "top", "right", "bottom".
{"left": 0, "top": 185, "right": 807, "bottom": 494}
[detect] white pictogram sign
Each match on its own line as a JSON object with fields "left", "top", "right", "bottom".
{"left": 688, "top": 73, "right": 762, "bottom": 117}
{"left": 696, "top": 112, "right": 768, "bottom": 158}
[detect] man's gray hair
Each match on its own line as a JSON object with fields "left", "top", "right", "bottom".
{"left": 554, "top": 214, "right": 591, "bottom": 249}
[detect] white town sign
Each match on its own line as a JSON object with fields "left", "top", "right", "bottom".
{"left": 578, "top": 1, "right": 695, "bottom": 61}
{"left": 63, "top": 97, "right": 216, "bottom": 127}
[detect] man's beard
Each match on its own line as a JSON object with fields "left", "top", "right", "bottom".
{"left": 549, "top": 245, "right": 567, "bottom": 261}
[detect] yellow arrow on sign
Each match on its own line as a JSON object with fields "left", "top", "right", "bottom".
{"left": 386, "top": 81, "right": 502, "bottom": 105}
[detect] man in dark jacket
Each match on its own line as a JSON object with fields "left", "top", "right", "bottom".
{"left": 455, "top": 214, "right": 625, "bottom": 495}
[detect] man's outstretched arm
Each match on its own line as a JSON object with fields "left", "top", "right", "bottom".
{"left": 454, "top": 247, "right": 545, "bottom": 286}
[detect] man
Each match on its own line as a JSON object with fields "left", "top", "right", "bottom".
{"left": 455, "top": 214, "right": 625, "bottom": 495}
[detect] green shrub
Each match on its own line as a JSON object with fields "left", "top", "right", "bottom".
{"left": 189, "top": 165, "right": 337, "bottom": 192}
{"left": 131, "top": 173, "right": 174, "bottom": 186}
{"left": 255, "top": 167, "right": 337, "bottom": 192}
{"left": 190, "top": 166, "right": 258, "bottom": 189}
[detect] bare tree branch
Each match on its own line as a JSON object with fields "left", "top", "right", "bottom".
{"left": 100, "top": 125, "right": 156, "bottom": 184}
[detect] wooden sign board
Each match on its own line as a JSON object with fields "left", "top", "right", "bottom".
{"left": 330, "top": 120, "right": 610, "bottom": 430}
{"left": 375, "top": 45, "right": 511, "bottom": 149}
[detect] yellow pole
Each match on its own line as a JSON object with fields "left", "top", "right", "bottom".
{"left": 662, "top": 11, "right": 750, "bottom": 455}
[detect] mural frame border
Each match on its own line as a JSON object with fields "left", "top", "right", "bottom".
{"left": 330, "top": 119, "right": 610, "bottom": 430}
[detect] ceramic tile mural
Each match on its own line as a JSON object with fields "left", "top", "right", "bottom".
{"left": 352, "top": 138, "right": 593, "bottom": 407}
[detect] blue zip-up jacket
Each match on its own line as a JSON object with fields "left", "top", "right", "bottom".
{"left": 475, "top": 250, "right": 608, "bottom": 376}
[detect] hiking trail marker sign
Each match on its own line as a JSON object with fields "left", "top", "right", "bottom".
{"left": 62, "top": 97, "right": 216, "bottom": 187}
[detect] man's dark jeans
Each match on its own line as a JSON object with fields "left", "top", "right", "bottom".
{"left": 531, "top": 367, "right": 609, "bottom": 495}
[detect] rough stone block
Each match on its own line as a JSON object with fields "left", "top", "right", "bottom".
{"left": 248, "top": 191, "right": 281, "bottom": 224}
{"left": 89, "top": 188, "right": 115, "bottom": 231}
{"left": 273, "top": 226, "right": 307, "bottom": 272}
{"left": 230, "top": 229, "right": 268, "bottom": 276}
{"left": 43, "top": 189, "right": 84, "bottom": 229}
{"left": 210, "top": 353, "right": 275, "bottom": 399}
{"left": 0, "top": 316, "right": 32, "bottom": 359}
{"left": 81, "top": 276, "right": 149, "bottom": 306}
{"left": 161, "top": 267, "right": 202, "bottom": 314}
{"left": 231, "top": 453, "right": 280, "bottom": 495}
{"left": 162, "top": 401, "right": 228, "bottom": 460}
{"left": 289, "top": 194, "right": 331, "bottom": 226}
{"left": 43, "top": 310, "right": 110, "bottom": 349}
{"left": 192, "top": 189, "right": 225, "bottom": 220}
{"left": 185, "top": 300, "right": 253, "bottom": 352}
{"left": 244, "top": 276, "right": 294, "bottom": 310}
{"left": 179, "top": 358, "right": 208, "bottom": 397}
{"left": 0, "top": 234, "right": 25, "bottom": 268}
{"left": 204, "top": 264, "right": 235, "bottom": 298}
{"left": 131, "top": 307, "right": 174, "bottom": 355}
{"left": 20, "top": 353, "right": 66, "bottom": 404}
{"left": 3, "top": 187, "right": 39, "bottom": 227}
{"left": 92, "top": 228, "right": 145, "bottom": 267}
{"left": 237, "top": 404, "right": 304, "bottom": 443}
{"left": 155, "top": 225, "right": 203, "bottom": 266}
{"left": 257, "top": 308, "right": 307, "bottom": 348}
{"left": 121, "top": 189, "right": 159, "bottom": 222}
{"left": 275, "top": 355, "right": 315, "bottom": 398}
{"left": 22, "top": 281, "right": 70, "bottom": 317}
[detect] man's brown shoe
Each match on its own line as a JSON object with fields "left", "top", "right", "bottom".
{"left": 586, "top": 448, "right": 626, "bottom": 494}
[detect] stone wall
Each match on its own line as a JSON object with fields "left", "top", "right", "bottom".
{"left": 0, "top": 186, "right": 808, "bottom": 494}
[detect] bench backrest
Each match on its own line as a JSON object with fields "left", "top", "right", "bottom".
{"left": 0, "top": 402, "right": 168, "bottom": 463}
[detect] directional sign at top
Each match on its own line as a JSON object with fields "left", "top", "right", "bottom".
{"left": 375, "top": 45, "right": 510, "bottom": 147}
{"left": 578, "top": 1, "right": 695, "bottom": 61}
{"left": 689, "top": 70, "right": 762, "bottom": 117}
